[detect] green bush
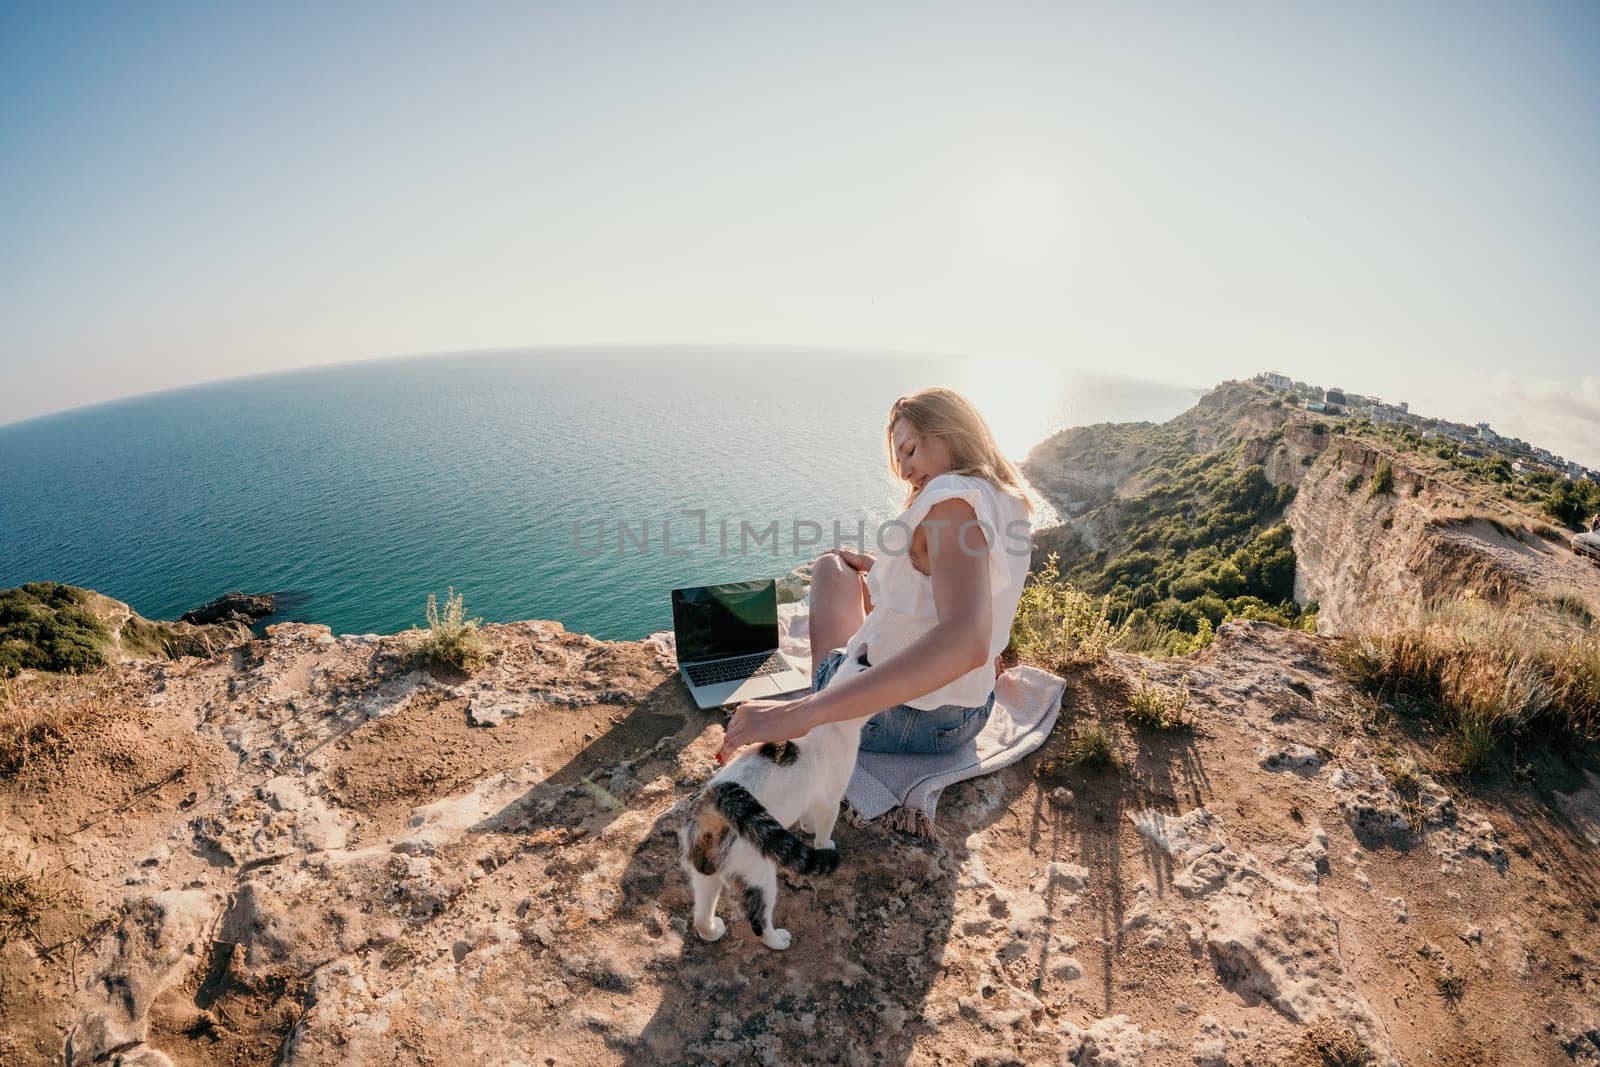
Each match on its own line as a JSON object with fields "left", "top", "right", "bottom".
{"left": 0, "top": 584, "right": 111, "bottom": 678}
{"left": 1545, "top": 478, "right": 1600, "bottom": 528}
{"left": 1010, "top": 554, "right": 1122, "bottom": 669}
{"left": 1168, "top": 573, "right": 1209, "bottom": 601}
{"left": 1369, "top": 459, "right": 1394, "bottom": 497}
{"left": 1030, "top": 418, "right": 1316, "bottom": 655}
{"left": 1125, "top": 670, "right": 1192, "bottom": 730}
{"left": 1064, "top": 721, "right": 1121, "bottom": 770}
{"left": 408, "top": 588, "right": 489, "bottom": 675}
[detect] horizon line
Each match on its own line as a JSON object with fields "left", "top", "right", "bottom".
{"left": 0, "top": 342, "right": 1213, "bottom": 433}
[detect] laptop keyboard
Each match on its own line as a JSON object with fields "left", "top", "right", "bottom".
{"left": 685, "top": 651, "right": 791, "bottom": 688}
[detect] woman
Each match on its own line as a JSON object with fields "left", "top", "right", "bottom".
{"left": 717, "top": 387, "right": 1035, "bottom": 762}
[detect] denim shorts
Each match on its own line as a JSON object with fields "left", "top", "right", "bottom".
{"left": 812, "top": 647, "right": 995, "bottom": 755}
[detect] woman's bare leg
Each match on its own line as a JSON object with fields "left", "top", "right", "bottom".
{"left": 808, "top": 552, "right": 868, "bottom": 682}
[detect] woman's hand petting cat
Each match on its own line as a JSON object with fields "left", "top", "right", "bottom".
{"left": 718, "top": 696, "right": 813, "bottom": 763}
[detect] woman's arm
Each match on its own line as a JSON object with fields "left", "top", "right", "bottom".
{"left": 719, "top": 499, "right": 991, "bottom": 758}
{"left": 803, "top": 499, "right": 991, "bottom": 726}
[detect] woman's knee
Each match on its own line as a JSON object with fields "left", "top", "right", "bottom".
{"left": 811, "top": 550, "right": 848, "bottom": 575}
{"left": 809, "top": 552, "right": 862, "bottom": 637}
{"left": 810, "top": 551, "right": 853, "bottom": 593}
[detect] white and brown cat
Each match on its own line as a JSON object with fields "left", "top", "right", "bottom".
{"left": 678, "top": 641, "right": 874, "bottom": 950}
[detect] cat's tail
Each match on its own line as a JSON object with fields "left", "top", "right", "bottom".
{"left": 709, "top": 782, "right": 841, "bottom": 876}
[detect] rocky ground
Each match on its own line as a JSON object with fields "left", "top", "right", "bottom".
{"left": 3, "top": 608, "right": 1599, "bottom": 1066}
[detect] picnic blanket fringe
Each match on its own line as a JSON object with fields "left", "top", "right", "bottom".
{"left": 841, "top": 799, "right": 938, "bottom": 841}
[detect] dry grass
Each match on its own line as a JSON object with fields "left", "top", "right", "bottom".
{"left": 1435, "top": 968, "right": 1467, "bottom": 1004}
{"left": 1310, "top": 1024, "right": 1372, "bottom": 1066}
{"left": 1378, "top": 755, "right": 1427, "bottom": 833}
{"left": 0, "top": 678, "right": 70, "bottom": 777}
{"left": 1063, "top": 720, "right": 1121, "bottom": 771}
{"left": 1340, "top": 594, "right": 1600, "bottom": 772}
{"left": 1010, "top": 553, "right": 1123, "bottom": 669}
{"left": 1550, "top": 593, "right": 1594, "bottom": 628}
{"left": 1118, "top": 615, "right": 1217, "bottom": 658}
{"left": 1124, "top": 670, "right": 1192, "bottom": 731}
{"left": 0, "top": 856, "right": 52, "bottom": 946}
{"left": 407, "top": 588, "right": 489, "bottom": 675}
{"left": 381, "top": 940, "right": 418, "bottom": 970}
{"left": 1436, "top": 512, "right": 1534, "bottom": 543}
{"left": 0, "top": 676, "right": 122, "bottom": 780}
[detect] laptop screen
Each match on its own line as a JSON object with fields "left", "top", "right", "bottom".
{"left": 671, "top": 580, "right": 777, "bottom": 665}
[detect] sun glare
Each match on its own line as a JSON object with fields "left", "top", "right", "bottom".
{"left": 955, "top": 356, "right": 1068, "bottom": 462}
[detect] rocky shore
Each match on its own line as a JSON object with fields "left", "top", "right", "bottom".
{"left": 177, "top": 592, "right": 279, "bottom": 628}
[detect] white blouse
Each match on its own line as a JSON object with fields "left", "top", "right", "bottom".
{"left": 845, "top": 472, "right": 1032, "bottom": 710}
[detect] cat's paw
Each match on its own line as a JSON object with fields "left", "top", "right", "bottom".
{"left": 762, "top": 927, "right": 792, "bottom": 951}
{"left": 696, "top": 917, "right": 726, "bottom": 942}
{"left": 818, "top": 838, "right": 836, "bottom": 850}
{"left": 795, "top": 817, "right": 814, "bottom": 835}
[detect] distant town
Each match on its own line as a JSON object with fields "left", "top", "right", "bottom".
{"left": 1252, "top": 371, "right": 1598, "bottom": 485}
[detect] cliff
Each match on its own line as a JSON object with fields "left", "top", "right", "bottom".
{"left": 1022, "top": 381, "right": 1289, "bottom": 531}
{"left": 1022, "top": 381, "right": 1600, "bottom": 640}
{"left": 1285, "top": 436, "right": 1600, "bottom": 635}
{"left": 3, "top": 595, "right": 1598, "bottom": 1065}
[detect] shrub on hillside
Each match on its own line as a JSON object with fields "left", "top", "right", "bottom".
{"left": 0, "top": 583, "right": 110, "bottom": 678}
{"left": 1544, "top": 478, "right": 1600, "bottom": 528}
{"left": 1369, "top": 459, "right": 1394, "bottom": 497}
{"left": 1120, "top": 615, "right": 1215, "bottom": 657}
{"left": 1031, "top": 426, "right": 1314, "bottom": 653}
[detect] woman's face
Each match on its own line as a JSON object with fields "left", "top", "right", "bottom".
{"left": 891, "top": 417, "right": 955, "bottom": 492}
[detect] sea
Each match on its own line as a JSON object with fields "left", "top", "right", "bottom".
{"left": 0, "top": 347, "right": 1201, "bottom": 640}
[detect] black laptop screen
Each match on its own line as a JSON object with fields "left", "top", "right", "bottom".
{"left": 672, "top": 580, "right": 777, "bottom": 664}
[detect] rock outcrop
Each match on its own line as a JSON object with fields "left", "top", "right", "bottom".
{"left": 179, "top": 591, "right": 279, "bottom": 627}
{"left": 1286, "top": 436, "right": 1600, "bottom": 633}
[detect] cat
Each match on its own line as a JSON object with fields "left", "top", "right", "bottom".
{"left": 678, "top": 640, "right": 875, "bottom": 950}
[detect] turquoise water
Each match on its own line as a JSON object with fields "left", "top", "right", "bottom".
{"left": 0, "top": 347, "right": 1200, "bottom": 640}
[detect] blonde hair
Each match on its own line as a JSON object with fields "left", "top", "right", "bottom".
{"left": 886, "top": 387, "right": 1035, "bottom": 516}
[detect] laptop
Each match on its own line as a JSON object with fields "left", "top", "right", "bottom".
{"left": 671, "top": 578, "right": 813, "bottom": 709}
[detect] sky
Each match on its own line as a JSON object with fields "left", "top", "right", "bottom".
{"left": 3, "top": 1, "right": 1597, "bottom": 465}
